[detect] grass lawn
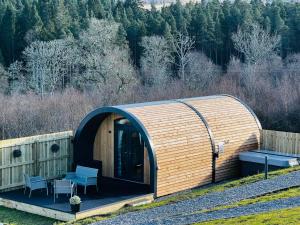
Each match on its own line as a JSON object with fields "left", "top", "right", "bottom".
{"left": 1, "top": 166, "right": 300, "bottom": 225}
{"left": 196, "top": 206, "right": 300, "bottom": 225}
{"left": 0, "top": 206, "right": 56, "bottom": 225}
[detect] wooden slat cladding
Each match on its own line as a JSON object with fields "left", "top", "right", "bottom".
{"left": 127, "top": 103, "right": 212, "bottom": 197}
{"left": 93, "top": 113, "right": 121, "bottom": 177}
{"left": 80, "top": 95, "right": 261, "bottom": 197}
{"left": 186, "top": 96, "right": 260, "bottom": 182}
{"left": 93, "top": 113, "right": 151, "bottom": 184}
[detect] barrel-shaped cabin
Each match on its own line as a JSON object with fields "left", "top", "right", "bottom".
{"left": 73, "top": 95, "right": 261, "bottom": 197}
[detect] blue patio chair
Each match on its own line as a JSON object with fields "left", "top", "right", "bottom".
{"left": 53, "top": 179, "right": 74, "bottom": 203}
{"left": 65, "top": 165, "right": 98, "bottom": 194}
{"left": 24, "top": 174, "right": 48, "bottom": 198}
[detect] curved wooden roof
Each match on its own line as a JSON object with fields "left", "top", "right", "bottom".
{"left": 74, "top": 95, "right": 261, "bottom": 197}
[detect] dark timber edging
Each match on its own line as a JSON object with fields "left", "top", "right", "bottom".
{"left": 175, "top": 100, "right": 217, "bottom": 183}
{"left": 73, "top": 107, "right": 158, "bottom": 196}
{"left": 0, "top": 193, "right": 154, "bottom": 222}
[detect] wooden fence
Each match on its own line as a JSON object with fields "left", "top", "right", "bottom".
{"left": 0, "top": 131, "right": 73, "bottom": 192}
{"left": 261, "top": 129, "right": 300, "bottom": 155}
{"left": 1, "top": 129, "right": 299, "bottom": 192}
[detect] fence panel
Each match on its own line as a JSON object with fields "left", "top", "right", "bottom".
{"left": 261, "top": 129, "right": 300, "bottom": 154}
{"left": 0, "top": 131, "right": 73, "bottom": 192}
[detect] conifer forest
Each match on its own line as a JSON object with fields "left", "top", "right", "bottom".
{"left": 0, "top": 0, "right": 299, "bottom": 139}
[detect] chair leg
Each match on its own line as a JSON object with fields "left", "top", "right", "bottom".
{"left": 29, "top": 190, "right": 32, "bottom": 198}
{"left": 54, "top": 192, "right": 55, "bottom": 203}
{"left": 24, "top": 186, "right": 26, "bottom": 195}
{"left": 84, "top": 185, "right": 87, "bottom": 195}
{"left": 46, "top": 187, "right": 48, "bottom": 196}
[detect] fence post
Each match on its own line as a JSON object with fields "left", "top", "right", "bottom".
{"left": 264, "top": 156, "right": 268, "bottom": 179}
{"left": 32, "top": 141, "right": 38, "bottom": 176}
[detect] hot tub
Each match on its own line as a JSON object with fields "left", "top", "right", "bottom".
{"left": 239, "top": 150, "right": 299, "bottom": 176}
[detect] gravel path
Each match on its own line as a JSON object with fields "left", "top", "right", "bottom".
{"left": 93, "top": 170, "right": 300, "bottom": 225}
{"left": 153, "top": 196, "right": 300, "bottom": 225}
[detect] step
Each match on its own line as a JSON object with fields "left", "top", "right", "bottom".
{"left": 125, "top": 198, "right": 153, "bottom": 207}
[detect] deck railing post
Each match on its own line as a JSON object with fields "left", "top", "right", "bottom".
{"left": 264, "top": 156, "right": 268, "bottom": 179}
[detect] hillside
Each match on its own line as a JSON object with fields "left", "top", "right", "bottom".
{"left": 0, "top": 0, "right": 299, "bottom": 140}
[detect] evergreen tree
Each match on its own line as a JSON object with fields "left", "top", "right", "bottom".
{"left": 172, "top": 0, "right": 187, "bottom": 34}
{"left": 190, "top": 5, "right": 207, "bottom": 51}
{"left": 272, "top": 6, "right": 284, "bottom": 33}
{"left": 64, "top": 0, "right": 80, "bottom": 37}
{"left": 78, "top": 0, "right": 89, "bottom": 29}
{"left": 38, "top": 0, "right": 55, "bottom": 39}
{"left": 0, "top": 0, "right": 299, "bottom": 68}
{"left": 162, "top": 22, "right": 173, "bottom": 42}
{"left": 0, "top": 49, "right": 4, "bottom": 65}
{"left": 222, "top": 0, "right": 234, "bottom": 64}
{"left": 53, "top": 0, "right": 72, "bottom": 38}
{"left": 121, "top": 9, "right": 130, "bottom": 28}
{"left": 115, "top": 23, "right": 127, "bottom": 46}
{"left": 126, "top": 20, "right": 145, "bottom": 66}
{"left": 205, "top": 10, "right": 215, "bottom": 58}
{"left": 87, "top": 0, "right": 105, "bottom": 19}
{"left": 263, "top": 16, "right": 271, "bottom": 32}
{"left": 0, "top": 6, "right": 16, "bottom": 66}
{"left": 15, "top": 0, "right": 32, "bottom": 57}
{"left": 161, "top": 8, "right": 177, "bottom": 34}
{"left": 124, "top": 0, "right": 143, "bottom": 11}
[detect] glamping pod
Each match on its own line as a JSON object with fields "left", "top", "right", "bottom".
{"left": 73, "top": 95, "right": 261, "bottom": 197}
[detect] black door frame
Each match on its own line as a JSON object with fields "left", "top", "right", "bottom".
{"left": 114, "top": 122, "right": 144, "bottom": 182}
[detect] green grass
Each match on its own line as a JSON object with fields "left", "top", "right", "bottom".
{"left": 2, "top": 166, "right": 300, "bottom": 225}
{"left": 195, "top": 206, "right": 300, "bottom": 225}
{"left": 0, "top": 206, "right": 56, "bottom": 225}
{"left": 55, "top": 216, "right": 111, "bottom": 225}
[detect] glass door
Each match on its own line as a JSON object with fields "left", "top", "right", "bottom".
{"left": 114, "top": 120, "right": 144, "bottom": 182}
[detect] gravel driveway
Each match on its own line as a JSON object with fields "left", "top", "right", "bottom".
{"left": 93, "top": 170, "right": 300, "bottom": 225}
{"left": 153, "top": 196, "right": 300, "bottom": 225}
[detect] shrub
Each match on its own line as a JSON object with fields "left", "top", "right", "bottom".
{"left": 69, "top": 195, "right": 81, "bottom": 205}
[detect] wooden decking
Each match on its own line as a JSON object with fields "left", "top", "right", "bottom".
{"left": 0, "top": 189, "right": 153, "bottom": 221}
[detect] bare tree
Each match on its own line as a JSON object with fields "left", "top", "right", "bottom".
{"left": 8, "top": 61, "right": 27, "bottom": 93}
{"left": 278, "top": 73, "right": 297, "bottom": 115}
{"left": 231, "top": 24, "right": 281, "bottom": 94}
{"left": 24, "top": 29, "right": 40, "bottom": 45}
{"left": 140, "top": 36, "right": 173, "bottom": 86}
{"left": 0, "top": 64, "right": 8, "bottom": 94}
{"left": 232, "top": 24, "right": 280, "bottom": 65}
{"left": 284, "top": 53, "right": 300, "bottom": 92}
{"left": 185, "top": 51, "right": 221, "bottom": 90}
{"left": 0, "top": 88, "right": 94, "bottom": 139}
{"left": 279, "top": 54, "right": 300, "bottom": 114}
{"left": 23, "top": 39, "right": 71, "bottom": 96}
{"left": 172, "top": 33, "right": 195, "bottom": 81}
{"left": 76, "top": 19, "right": 137, "bottom": 97}
{"left": 226, "top": 57, "right": 243, "bottom": 82}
